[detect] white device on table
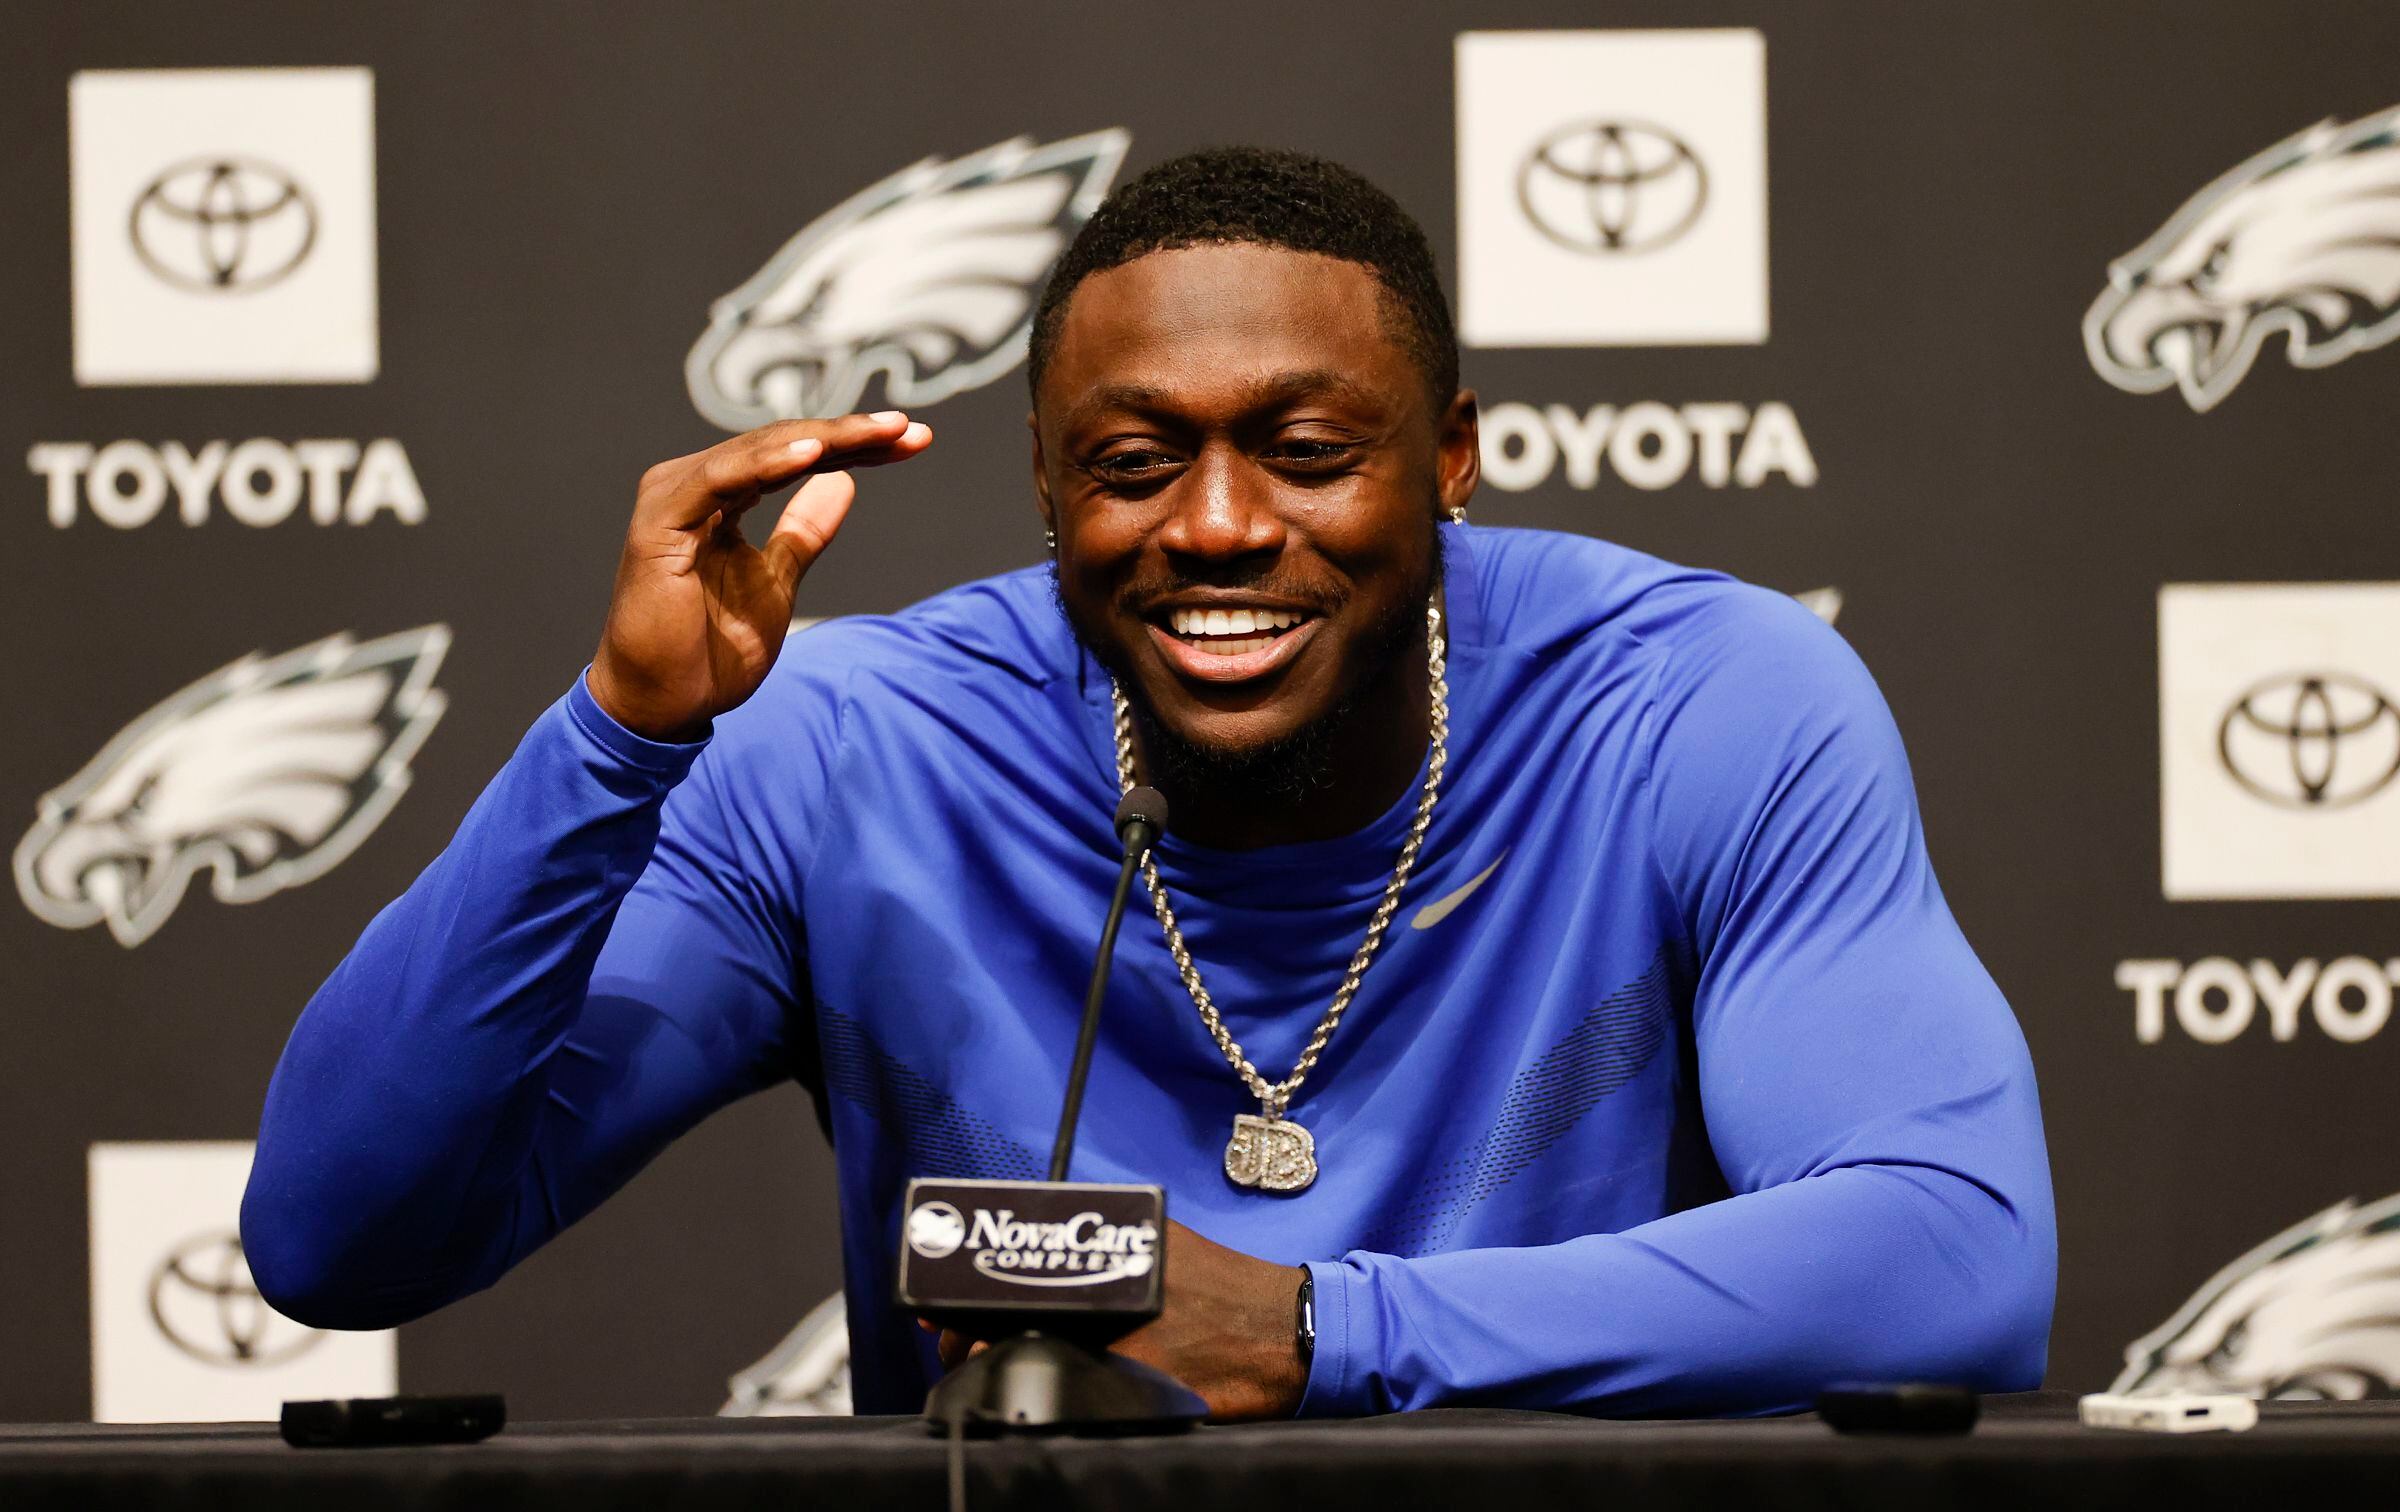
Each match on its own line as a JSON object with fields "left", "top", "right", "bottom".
{"left": 2078, "top": 1392, "right": 2259, "bottom": 1433}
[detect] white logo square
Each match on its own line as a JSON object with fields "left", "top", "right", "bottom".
{"left": 89, "top": 1141, "right": 394, "bottom": 1422}
{"left": 1455, "top": 29, "right": 1767, "bottom": 347}
{"left": 70, "top": 68, "right": 378, "bottom": 386}
{"left": 2159, "top": 584, "right": 2400, "bottom": 900}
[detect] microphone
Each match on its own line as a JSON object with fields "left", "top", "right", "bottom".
{"left": 1050, "top": 787, "right": 1168, "bottom": 1181}
{"left": 898, "top": 784, "right": 1204, "bottom": 1434}
{"left": 1115, "top": 785, "right": 1170, "bottom": 852}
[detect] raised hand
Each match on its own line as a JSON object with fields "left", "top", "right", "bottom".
{"left": 588, "top": 411, "right": 932, "bottom": 741}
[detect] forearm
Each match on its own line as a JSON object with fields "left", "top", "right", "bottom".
{"left": 242, "top": 675, "right": 704, "bottom": 1327}
{"left": 1299, "top": 1162, "right": 2053, "bottom": 1417}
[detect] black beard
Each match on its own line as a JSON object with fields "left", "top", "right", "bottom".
{"left": 1050, "top": 528, "right": 1443, "bottom": 808}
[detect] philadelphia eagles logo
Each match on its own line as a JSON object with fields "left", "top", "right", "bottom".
{"left": 2085, "top": 103, "right": 2400, "bottom": 411}
{"left": 685, "top": 130, "right": 1129, "bottom": 430}
{"left": 2114, "top": 1191, "right": 2400, "bottom": 1400}
{"left": 14, "top": 626, "right": 449, "bottom": 947}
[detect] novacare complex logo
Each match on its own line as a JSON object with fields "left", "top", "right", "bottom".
{"left": 905, "top": 1201, "right": 1157, "bottom": 1288}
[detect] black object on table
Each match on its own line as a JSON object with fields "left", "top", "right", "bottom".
{"left": 1816, "top": 1381, "right": 1982, "bottom": 1434}
{"left": 6, "top": 1392, "right": 2399, "bottom": 1511}
{"left": 280, "top": 1393, "right": 506, "bottom": 1448}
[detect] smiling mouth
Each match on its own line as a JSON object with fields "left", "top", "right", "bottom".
{"left": 1143, "top": 605, "right": 1321, "bottom": 684}
{"left": 1163, "top": 606, "right": 1311, "bottom": 656}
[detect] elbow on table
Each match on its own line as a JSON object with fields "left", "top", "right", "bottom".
{"left": 1972, "top": 1259, "right": 2055, "bottom": 1393}
{"left": 240, "top": 1188, "right": 363, "bottom": 1331}
{"left": 1821, "top": 1163, "right": 2058, "bottom": 1399}
{"left": 1930, "top": 1208, "right": 2056, "bottom": 1394}
{"left": 239, "top": 1178, "right": 447, "bottom": 1334}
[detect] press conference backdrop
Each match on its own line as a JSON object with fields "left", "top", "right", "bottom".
{"left": 6, "top": 0, "right": 2398, "bottom": 1422}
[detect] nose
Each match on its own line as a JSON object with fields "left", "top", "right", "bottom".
{"left": 1154, "top": 442, "right": 1284, "bottom": 564}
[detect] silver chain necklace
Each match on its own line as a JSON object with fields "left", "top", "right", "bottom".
{"left": 1109, "top": 597, "right": 1449, "bottom": 1194}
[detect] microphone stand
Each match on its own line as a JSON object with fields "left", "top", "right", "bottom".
{"left": 1049, "top": 802, "right": 1152, "bottom": 1183}
{"left": 916, "top": 789, "right": 1207, "bottom": 1435}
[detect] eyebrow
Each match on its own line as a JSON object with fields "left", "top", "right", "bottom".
{"left": 1059, "top": 368, "right": 1387, "bottom": 433}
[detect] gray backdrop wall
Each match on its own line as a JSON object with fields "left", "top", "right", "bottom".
{"left": 7, "top": 0, "right": 2400, "bottom": 1421}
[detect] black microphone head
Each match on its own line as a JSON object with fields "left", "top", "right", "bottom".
{"left": 1115, "top": 786, "right": 1169, "bottom": 844}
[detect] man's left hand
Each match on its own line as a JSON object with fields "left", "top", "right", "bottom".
{"left": 927, "top": 1219, "right": 1309, "bottom": 1421}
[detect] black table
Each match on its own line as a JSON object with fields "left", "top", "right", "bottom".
{"left": 6, "top": 1393, "right": 2397, "bottom": 1510}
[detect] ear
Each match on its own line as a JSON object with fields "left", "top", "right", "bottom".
{"left": 1028, "top": 408, "right": 1057, "bottom": 540}
{"left": 1436, "top": 389, "right": 1480, "bottom": 518}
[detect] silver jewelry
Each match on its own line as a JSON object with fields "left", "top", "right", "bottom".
{"left": 1109, "top": 597, "right": 1449, "bottom": 1193}
{"left": 1444, "top": 504, "right": 1467, "bottom": 524}
{"left": 1044, "top": 525, "right": 1058, "bottom": 550}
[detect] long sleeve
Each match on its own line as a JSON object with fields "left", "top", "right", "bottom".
{"left": 241, "top": 672, "right": 824, "bottom": 1329}
{"left": 1296, "top": 590, "right": 2056, "bottom": 1416}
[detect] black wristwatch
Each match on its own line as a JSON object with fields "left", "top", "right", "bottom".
{"left": 1295, "top": 1269, "right": 1316, "bottom": 1366}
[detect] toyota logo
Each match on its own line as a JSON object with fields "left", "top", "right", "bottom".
{"left": 1517, "top": 120, "right": 1708, "bottom": 255}
{"left": 127, "top": 157, "right": 319, "bottom": 293}
{"left": 2218, "top": 672, "right": 2400, "bottom": 809}
{"left": 147, "top": 1231, "right": 324, "bottom": 1368}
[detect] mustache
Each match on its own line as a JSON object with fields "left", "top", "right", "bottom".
{"left": 1114, "top": 573, "right": 1345, "bottom": 617}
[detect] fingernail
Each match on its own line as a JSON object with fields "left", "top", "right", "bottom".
{"left": 901, "top": 422, "right": 931, "bottom": 445}
{"left": 786, "top": 437, "right": 823, "bottom": 458}
{"left": 870, "top": 410, "right": 905, "bottom": 424}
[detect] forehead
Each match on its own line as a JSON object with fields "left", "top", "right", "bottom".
{"left": 1038, "top": 244, "right": 1418, "bottom": 421}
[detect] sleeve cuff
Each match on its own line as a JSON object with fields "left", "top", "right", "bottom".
{"left": 1294, "top": 1258, "right": 1360, "bottom": 1417}
{"left": 565, "top": 668, "right": 711, "bottom": 776}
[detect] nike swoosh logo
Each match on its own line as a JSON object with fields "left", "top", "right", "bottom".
{"left": 1410, "top": 849, "right": 1509, "bottom": 932}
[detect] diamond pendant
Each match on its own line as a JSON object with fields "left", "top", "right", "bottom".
{"left": 1224, "top": 1112, "right": 1318, "bottom": 1193}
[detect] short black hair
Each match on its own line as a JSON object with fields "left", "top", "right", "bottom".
{"left": 1027, "top": 145, "right": 1459, "bottom": 410}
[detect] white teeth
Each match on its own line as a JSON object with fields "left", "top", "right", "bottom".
{"left": 1197, "top": 635, "right": 1274, "bottom": 656}
{"left": 1167, "top": 607, "right": 1304, "bottom": 637}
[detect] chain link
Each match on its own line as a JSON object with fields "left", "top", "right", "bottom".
{"left": 1111, "top": 598, "right": 1449, "bottom": 1120}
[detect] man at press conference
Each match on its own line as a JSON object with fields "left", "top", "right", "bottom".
{"left": 241, "top": 147, "right": 2055, "bottom": 1420}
